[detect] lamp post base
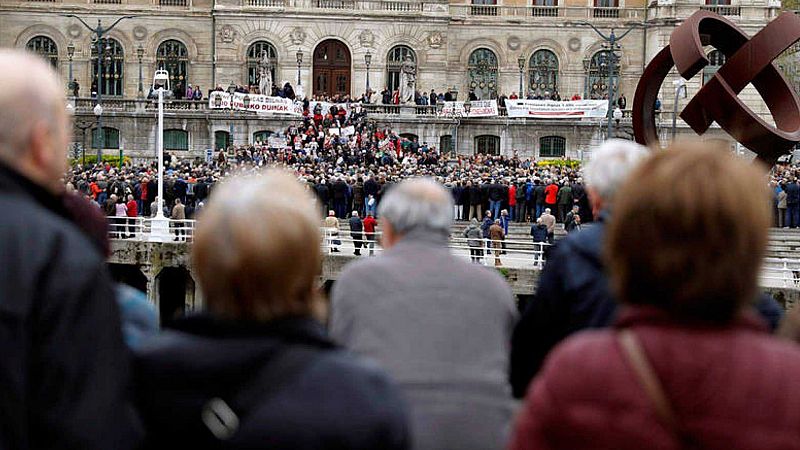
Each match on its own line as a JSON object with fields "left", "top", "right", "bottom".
{"left": 148, "top": 217, "right": 171, "bottom": 242}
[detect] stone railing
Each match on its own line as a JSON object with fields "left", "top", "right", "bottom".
{"left": 448, "top": 4, "right": 645, "bottom": 20}
{"left": 242, "top": 0, "right": 427, "bottom": 11}
{"left": 699, "top": 4, "right": 740, "bottom": 16}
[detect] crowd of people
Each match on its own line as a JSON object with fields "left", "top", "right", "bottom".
{"left": 7, "top": 49, "right": 800, "bottom": 450}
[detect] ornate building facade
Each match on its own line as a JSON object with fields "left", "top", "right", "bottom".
{"left": 0, "top": 0, "right": 783, "bottom": 160}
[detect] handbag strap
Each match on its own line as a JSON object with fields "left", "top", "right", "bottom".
{"left": 617, "top": 329, "right": 681, "bottom": 434}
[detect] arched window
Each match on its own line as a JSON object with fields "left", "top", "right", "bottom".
{"left": 91, "top": 38, "right": 124, "bottom": 97}
{"left": 386, "top": 45, "right": 416, "bottom": 92}
{"left": 528, "top": 50, "right": 559, "bottom": 98}
{"left": 703, "top": 50, "right": 726, "bottom": 85}
{"left": 246, "top": 41, "right": 278, "bottom": 93}
{"left": 468, "top": 48, "right": 498, "bottom": 100}
{"left": 164, "top": 129, "right": 189, "bottom": 151}
{"left": 439, "top": 135, "right": 453, "bottom": 154}
{"left": 26, "top": 36, "right": 58, "bottom": 68}
{"left": 214, "top": 130, "right": 231, "bottom": 150}
{"left": 475, "top": 135, "right": 500, "bottom": 155}
{"left": 539, "top": 136, "right": 566, "bottom": 158}
{"left": 253, "top": 130, "right": 273, "bottom": 143}
{"left": 156, "top": 40, "right": 189, "bottom": 98}
{"left": 586, "top": 50, "right": 618, "bottom": 100}
{"left": 91, "top": 127, "right": 120, "bottom": 150}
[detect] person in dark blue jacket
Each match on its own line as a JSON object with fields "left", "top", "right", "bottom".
{"left": 785, "top": 177, "right": 800, "bottom": 228}
{"left": 135, "top": 172, "right": 409, "bottom": 449}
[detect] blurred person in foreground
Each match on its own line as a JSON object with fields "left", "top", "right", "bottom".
{"left": 510, "top": 140, "right": 650, "bottom": 397}
{"left": 330, "top": 178, "right": 517, "bottom": 450}
{"left": 509, "top": 139, "right": 783, "bottom": 398}
{"left": 0, "top": 49, "right": 141, "bottom": 449}
{"left": 509, "top": 143, "right": 800, "bottom": 450}
{"left": 134, "top": 171, "right": 409, "bottom": 449}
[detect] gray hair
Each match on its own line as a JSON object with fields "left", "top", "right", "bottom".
{"left": 0, "top": 50, "right": 64, "bottom": 162}
{"left": 585, "top": 139, "right": 649, "bottom": 204}
{"left": 378, "top": 177, "right": 453, "bottom": 236}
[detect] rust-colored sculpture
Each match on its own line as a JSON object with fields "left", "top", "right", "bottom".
{"left": 632, "top": 11, "right": 800, "bottom": 164}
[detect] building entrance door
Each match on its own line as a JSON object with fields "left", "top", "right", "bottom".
{"left": 313, "top": 40, "right": 351, "bottom": 97}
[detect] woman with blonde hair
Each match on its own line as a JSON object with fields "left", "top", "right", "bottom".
{"left": 134, "top": 170, "right": 409, "bottom": 449}
{"left": 510, "top": 143, "right": 800, "bottom": 450}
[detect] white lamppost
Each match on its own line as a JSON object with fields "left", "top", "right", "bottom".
{"left": 150, "top": 68, "right": 172, "bottom": 241}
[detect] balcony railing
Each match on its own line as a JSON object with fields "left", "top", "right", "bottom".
{"left": 531, "top": 5, "right": 559, "bottom": 17}
{"left": 449, "top": 4, "right": 643, "bottom": 20}
{"left": 248, "top": 0, "right": 286, "bottom": 6}
{"left": 470, "top": 4, "right": 498, "bottom": 15}
{"left": 592, "top": 6, "right": 620, "bottom": 18}
{"left": 93, "top": 0, "right": 122, "bottom": 3}
{"left": 158, "top": 0, "right": 188, "bottom": 6}
{"left": 315, "top": 0, "right": 355, "bottom": 8}
{"left": 699, "top": 4, "right": 740, "bottom": 15}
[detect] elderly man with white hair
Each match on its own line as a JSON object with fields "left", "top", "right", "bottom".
{"left": 330, "top": 178, "right": 517, "bottom": 450}
{"left": 0, "top": 50, "right": 141, "bottom": 448}
{"left": 509, "top": 139, "right": 650, "bottom": 399}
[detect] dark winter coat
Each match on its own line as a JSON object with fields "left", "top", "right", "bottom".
{"left": 0, "top": 162, "right": 141, "bottom": 450}
{"left": 134, "top": 316, "right": 409, "bottom": 450}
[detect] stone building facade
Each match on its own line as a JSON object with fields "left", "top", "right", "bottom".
{"left": 0, "top": 0, "right": 784, "bottom": 160}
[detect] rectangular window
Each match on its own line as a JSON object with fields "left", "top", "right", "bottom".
{"left": 539, "top": 136, "right": 566, "bottom": 158}
{"left": 164, "top": 129, "right": 189, "bottom": 151}
{"left": 91, "top": 127, "right": 120, "bottom": 149}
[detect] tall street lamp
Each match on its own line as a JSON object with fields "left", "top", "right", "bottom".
{"left": 365, "top": 51, "right": 372, "bottom": 93}
{"left": 93, "top": 103, "right": 103, "bottom": 163}
{"left": 568, "top": 21, "right": 641, "bottom": 139}
{"left": 296, "top": 48, "right": 303, "bottom": 87}
{"left": 517, "top": 55, "right": 525, "bottom": 97}
{"left": 67, "top": 41, "right": 75, "bottom": 97}
{"left": 137, "top": 44, "right": 144, "bottom": 99}
{"left": 63, "top": 15, "right": 136, "bottom": 162}
{"left": 150, "top": 68, "right": 172, "bottom": 241}
{"left": 671, "top": 78, "right": 687, "bottom": 141}
{"left": 228, "top": 82, "right": 236, "bottom": 147}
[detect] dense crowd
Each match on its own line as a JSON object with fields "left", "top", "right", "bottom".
{"left": 65, "top": 92, "right": 596, "bottom": 229}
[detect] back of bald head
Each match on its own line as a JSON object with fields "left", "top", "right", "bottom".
{"left": 0, "top": 50, "right": 66, "bottom": 164}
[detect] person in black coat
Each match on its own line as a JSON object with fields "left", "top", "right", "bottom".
{"left": 349, "top": 211, "right": 364, "bottom": 256}
{"left": 0, "top": 51, "right": 141, "bottom": 450}
{"left": 134, "top": 172, "right": 409, "bottom": 450}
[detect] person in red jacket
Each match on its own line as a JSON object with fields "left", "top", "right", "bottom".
{"left": 543, "top": 180, "right": 558, "bottom": 215}
{"left": 362, "top": 213, "right": 377, "bottom": 256}
{"left": 508, "top": 183, "right": 517, "bottom": 221}
{"left": 510, "top": 143, "right": 800, "bottom": 450}
{"left": 125, "top": 194, "right": 138, "bottom": 238}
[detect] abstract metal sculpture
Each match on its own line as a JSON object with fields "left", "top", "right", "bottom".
{"left": 632, "top": 11, "right": 800, "bottom": 164}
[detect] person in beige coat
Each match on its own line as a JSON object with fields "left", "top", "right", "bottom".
{"left": 489, "top": 219, "right": 505, "bottom": 266}
{"left": 539, "top": 208, "right": 556, "bottom": 243}
{"left": 324, "top": 210, "right": 341, "bottom": 252}
{"left": 778, "top": 186, "right": 788, "bottom": 228}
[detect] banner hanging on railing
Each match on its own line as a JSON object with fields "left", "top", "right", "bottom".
{"left": 504, "top": 99, "right": 609, "bottom": 119}
{"left": 439, "top": 100, "right": 499, "bottom": 118}
{"left": 208, "top": 92, "right": 303, "bottom": 116}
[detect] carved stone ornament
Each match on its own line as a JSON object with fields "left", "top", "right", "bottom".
{"left": 568, "top": 37, "right": 581, "bottom": 52}
{"left": 507, "top": 36, "right": 521, "bottom": 51}
{"left": 358, "top": 29, "right": 375, "bottom": 48}
{"left": 219, "top": 25, "right": 236, "bottom": 44}
{"left": 133, "top": 26, "right": 147, "bottom": 41}
{"left": 289, "top": 27, "right": 307, "bottom": 45}
{"left": 427, "top": 31, "right": 444, "bottom": 49}
{"left": 67, "top": 24, "right": 82, "bottom": 39}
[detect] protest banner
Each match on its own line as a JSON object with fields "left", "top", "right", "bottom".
{"left": 439, "top": 100, "right": 499, "bottom": 118}
{"left": 209, "top": 92, "right": 303, "bottom": 116}
{"left": 504, "top": 99, "right": 608, "bottom": 119}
